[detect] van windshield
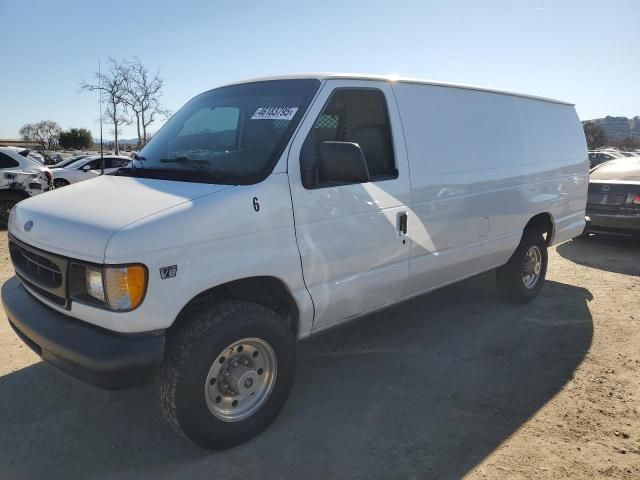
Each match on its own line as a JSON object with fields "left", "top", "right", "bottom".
{"left": 124, "top": 79, "right": 320, "bottom": 185}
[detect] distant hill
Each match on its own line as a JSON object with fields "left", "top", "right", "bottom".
{"left": 93, "top": 138, "right": 139, "bottom": 145}
{"left": 584, "top": 116, "right": 640, "bottom": 140}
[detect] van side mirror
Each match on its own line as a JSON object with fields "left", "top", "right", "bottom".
{"left": 319, "top": 141, "right": 370, "bottom": 184}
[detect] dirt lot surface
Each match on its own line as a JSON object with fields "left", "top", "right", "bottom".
{"left": 0, "top": 232, "right": 638, "bottom": 480}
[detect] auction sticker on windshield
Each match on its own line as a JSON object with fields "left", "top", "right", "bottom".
{"left": 251, "top": 107, "right": 298, "bottom": 120}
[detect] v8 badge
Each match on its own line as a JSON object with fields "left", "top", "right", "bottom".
{"left": 159, "top": 265, "right": 178, "bottom": 279}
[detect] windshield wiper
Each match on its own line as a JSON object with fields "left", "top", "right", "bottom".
{"left": 159, "top": 156, "right": 230, "bottom": 183}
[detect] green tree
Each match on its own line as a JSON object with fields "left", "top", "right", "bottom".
{"left": 582, "top": 121, "right": 607, "bottom": 150}
{"left": 58, "top": 128, "right": 94, "bottom": 150}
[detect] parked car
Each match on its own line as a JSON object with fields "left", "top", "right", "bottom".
{"left": 49, "top": 155, "right": 89, "bottom": 169}
{"left": 585, "top": 158, "right": 640, "bottom": 236}
{"left": 589, "top": 150, "right": 621, "bottom": 169}
{"left": 0, "top": 146, "right": 46, "bottom": 164}
{"left": 0, "top": 146, "right": 52, "bottom": 226}
{"left": 51, "top": 155, "right": 131, "bottom": 187}
{"left": 2, "top": 74, "right": 588, "bottom": 449}
{"left": 589, "top": 149, "right": 640, "bottom": 169}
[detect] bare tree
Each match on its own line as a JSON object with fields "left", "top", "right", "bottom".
{"left": 79, "top": 58, "right": 129, "bottom": 154}
{"left": 117, "top": 60, "right": 143, "bottom": 146}
{"left": 121, "top": 57, "right": 170, "bottom": 146}
{"left": 19, "top": 120, "right": 62, "bottom": 150}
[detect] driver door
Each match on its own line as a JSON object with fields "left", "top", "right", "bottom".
{"left": 75, "top": 158, "right": 102, "bottom": 182}
{"left": 287, "top": 80, "right": 411, "bottom": 331}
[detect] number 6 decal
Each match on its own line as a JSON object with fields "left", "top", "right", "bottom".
{"left": 253, "top": 197, "right": 260, "bottom": 212}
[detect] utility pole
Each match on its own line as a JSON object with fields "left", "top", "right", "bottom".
{"left": 99, "top": 59, "right": 104, "bottom": 175}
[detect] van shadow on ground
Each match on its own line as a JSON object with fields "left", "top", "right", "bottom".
{"left": 556, "top": 234, "right": 640, "bottom": 276}
{"left": 0, "top": 273, "right": 593, "bottom": 480}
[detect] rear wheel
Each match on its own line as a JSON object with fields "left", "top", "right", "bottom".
{"left": 0, "top": 194, "right": 22, "bottom": 229}
{"left": 53, "top": 178, "right": 69, "bottom": 188}
{"left": 158, "top": 301, "right": 295, "bottom": 449}
{"left": 496, "top": 228, "right": 548, "bottom": 303}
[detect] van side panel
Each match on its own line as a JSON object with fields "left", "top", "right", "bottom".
{"left": 392, "top": 83, "right": 587, "bottom": 298}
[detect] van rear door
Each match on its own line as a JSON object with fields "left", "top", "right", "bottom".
{"left": 287, "top": 80, "right": 411, "bottom": 331}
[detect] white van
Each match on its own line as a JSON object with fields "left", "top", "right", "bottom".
{"left": 2, "top": 74, "right": 588, "bottom": 448}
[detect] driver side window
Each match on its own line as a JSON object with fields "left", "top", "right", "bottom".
{"left": 300, "top": 88, "right": 396, "bottom": 189}
{"left": 86, "top": 159, "right": 103, "bottom": 170}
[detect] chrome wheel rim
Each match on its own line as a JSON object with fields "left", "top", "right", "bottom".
{"left": 204, "top": 337, "right": 277, "bottom": 422}
{"left": 522, "top": 245, "right": 542, "bottom": 289}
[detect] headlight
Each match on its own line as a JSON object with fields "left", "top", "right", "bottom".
{"left": 72, "top": 263, "right": 147, "bottom": 311}
{"left": 86, "top": 266, "right": 105, "bottom": 302}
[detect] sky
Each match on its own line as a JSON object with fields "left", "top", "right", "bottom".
{"left": 0, "top": 0, "right": 639, "bottom": 140}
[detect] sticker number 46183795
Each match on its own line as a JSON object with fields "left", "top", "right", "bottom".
{"left": 251, "top": 107, "right": 298, "bottom": 120}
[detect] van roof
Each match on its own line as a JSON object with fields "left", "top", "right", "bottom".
{"left": 221, "top": 73, "right": 574, "bottom": 106}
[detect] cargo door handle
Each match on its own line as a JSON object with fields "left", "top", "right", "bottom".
{"left": 398, "top": 212, "right": 408, "bottom": 235}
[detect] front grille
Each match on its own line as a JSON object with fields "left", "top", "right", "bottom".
{"left": 9, "top": 237, "right": 69, "bottom": 308}
{"left": 10, "top": 244, "right": 62, "bottom": 288}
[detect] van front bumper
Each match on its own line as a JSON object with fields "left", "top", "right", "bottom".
{"left": 1, "top": 276, "right": 165, "bottom": 390}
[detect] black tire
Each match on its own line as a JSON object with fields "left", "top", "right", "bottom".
{"left": 158, "top": 301, "right": 296, "bottom": 449}
{"left": 53, "top": 179, "right": 69, "bottom": 188}
{"left": 0, "top": 193, "right": 23, "bottom": 229}
{"left": 496, "top": 228, "right": 548, "bottom": 304}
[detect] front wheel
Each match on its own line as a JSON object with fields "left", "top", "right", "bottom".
{"left": 158, "top": 301, "right": 296, "bottom": 449}
{"left": 53, "top": 178, "right": 69, "bottom": 188}
{"left": 496, "top": 228, "right": 548, "bottom": 303}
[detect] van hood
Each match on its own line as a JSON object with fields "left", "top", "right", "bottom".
{"left": 9, "top": 175, "right": 233, "bottom": 262}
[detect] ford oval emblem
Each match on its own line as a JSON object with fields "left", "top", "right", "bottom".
{"left": 600, "top": 184, "right": 611, "bottom": 192}
{"left": 24, "top": 220, "right": 33, "bottom": 232}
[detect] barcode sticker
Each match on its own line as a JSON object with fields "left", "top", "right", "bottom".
{"left": 251, "top": 107, "right": 298, "bottom": 120}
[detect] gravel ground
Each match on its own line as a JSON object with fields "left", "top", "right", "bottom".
{"left": 0, "top": 232, "right": 638, "bottom": 480}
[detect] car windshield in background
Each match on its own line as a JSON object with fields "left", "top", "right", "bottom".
{"left": 131, "top": 79, "right": 320, "bottom": 184}
{"left": 51, "top": 156, "right": 87, "bottom": 168}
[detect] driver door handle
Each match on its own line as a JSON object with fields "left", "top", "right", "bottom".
{"left": 398, "top": 212, "right": 408, "bottom": 235}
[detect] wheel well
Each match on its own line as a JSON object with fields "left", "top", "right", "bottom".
{"left": 0, "top": 189, "right": 30, "bottom": 200}
{"left": 524, "top": 213, "right": 554, "bottom": 245}
{"left": 172, "top": 276, "right": 300, "bottom": 336}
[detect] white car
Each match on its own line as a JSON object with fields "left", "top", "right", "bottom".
{"left": 0, "top": 146, "right": 51, "bottom": 226}
{"left": 2, "top": 74, "right": 588, "bottom": 449}
{"left": 49, "top": 154, "right": 90, "bottom": 169}
{"left": 0, "top": 146, "right": 45, "bottom": 164}
{"left": 51, "top": 155, "right": 131, "bottom": 188}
